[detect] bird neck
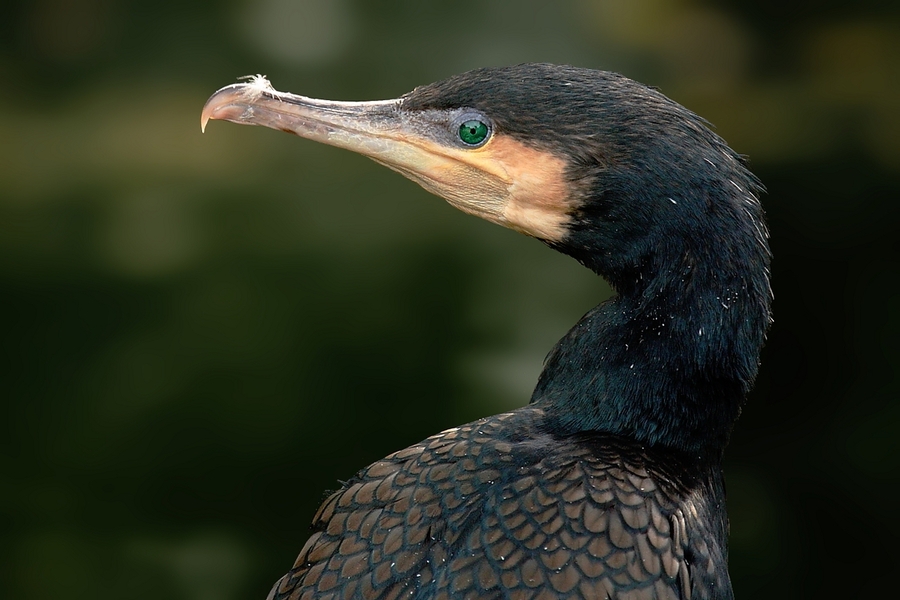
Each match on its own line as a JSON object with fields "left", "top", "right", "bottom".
{"left": 532, "top": 232, "right": 771, "bottom": 460}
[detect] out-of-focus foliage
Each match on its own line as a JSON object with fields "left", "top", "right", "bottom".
{"left": 1, "top": 1, "right": 898, "bottom": 599}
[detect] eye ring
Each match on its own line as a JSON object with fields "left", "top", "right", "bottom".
{"left": 456, "top": 118, "right": 491, "bottom": 146}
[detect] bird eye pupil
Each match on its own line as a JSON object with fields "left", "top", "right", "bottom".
{"left": 458, "top": 120, "right": 488, "bottom": 145}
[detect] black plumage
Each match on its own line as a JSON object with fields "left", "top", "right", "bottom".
{"left": 201, "top": 63, "right": 772, "bottom": 600}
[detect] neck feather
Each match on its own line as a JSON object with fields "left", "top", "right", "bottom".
{"left": 532, "top": 190, "right": 771, "bottom": 459}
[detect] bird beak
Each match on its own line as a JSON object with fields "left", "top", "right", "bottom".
{"left": 201, "top": 76, "right": 426, "bottom": 169}
{"left": 201, "top": 76, "right": 572, "bottom": 241}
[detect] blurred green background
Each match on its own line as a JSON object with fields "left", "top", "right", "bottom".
{"left": 2, "top": 1, "right": 898, "bottom": 598}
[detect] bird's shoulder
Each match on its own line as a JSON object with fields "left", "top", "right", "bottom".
{"left": 268, "top": 407, "right": 727, "bottom": 600}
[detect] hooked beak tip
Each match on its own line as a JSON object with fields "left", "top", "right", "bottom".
{"left": 200, "top": 92, "right": 220, "bottom": 133}
{"left": 202, "top": 76, "right": 278, "bottom": 133}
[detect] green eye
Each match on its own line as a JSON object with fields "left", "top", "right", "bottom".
{"left": 458, "top": 119, "right": 489, "bottom": 145}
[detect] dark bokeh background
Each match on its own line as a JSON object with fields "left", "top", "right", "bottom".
{"left": 2, "top": 1, "right": 898, "bottom": 598}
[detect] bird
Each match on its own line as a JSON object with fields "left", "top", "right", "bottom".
{"left": 201, "top": 63, "right": 771, "bottom": 600}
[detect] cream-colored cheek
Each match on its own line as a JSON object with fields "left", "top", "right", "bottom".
{"left": 489, "top": 138, "right": 574, "bottom": 241}
{"left": 503, "top": 200, "right": 570, "bottom": 240}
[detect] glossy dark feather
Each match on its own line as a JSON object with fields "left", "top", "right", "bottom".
{"left": 267, "top": 408, "right": 730, "bottom": 600}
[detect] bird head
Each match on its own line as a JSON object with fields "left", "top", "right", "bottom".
{"left": 202, "top": 64, "right": 768, "bottom": 296}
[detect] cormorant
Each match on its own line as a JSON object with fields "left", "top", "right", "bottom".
{"left": 201, "top": 63, "right": 771, "bottom": 600}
